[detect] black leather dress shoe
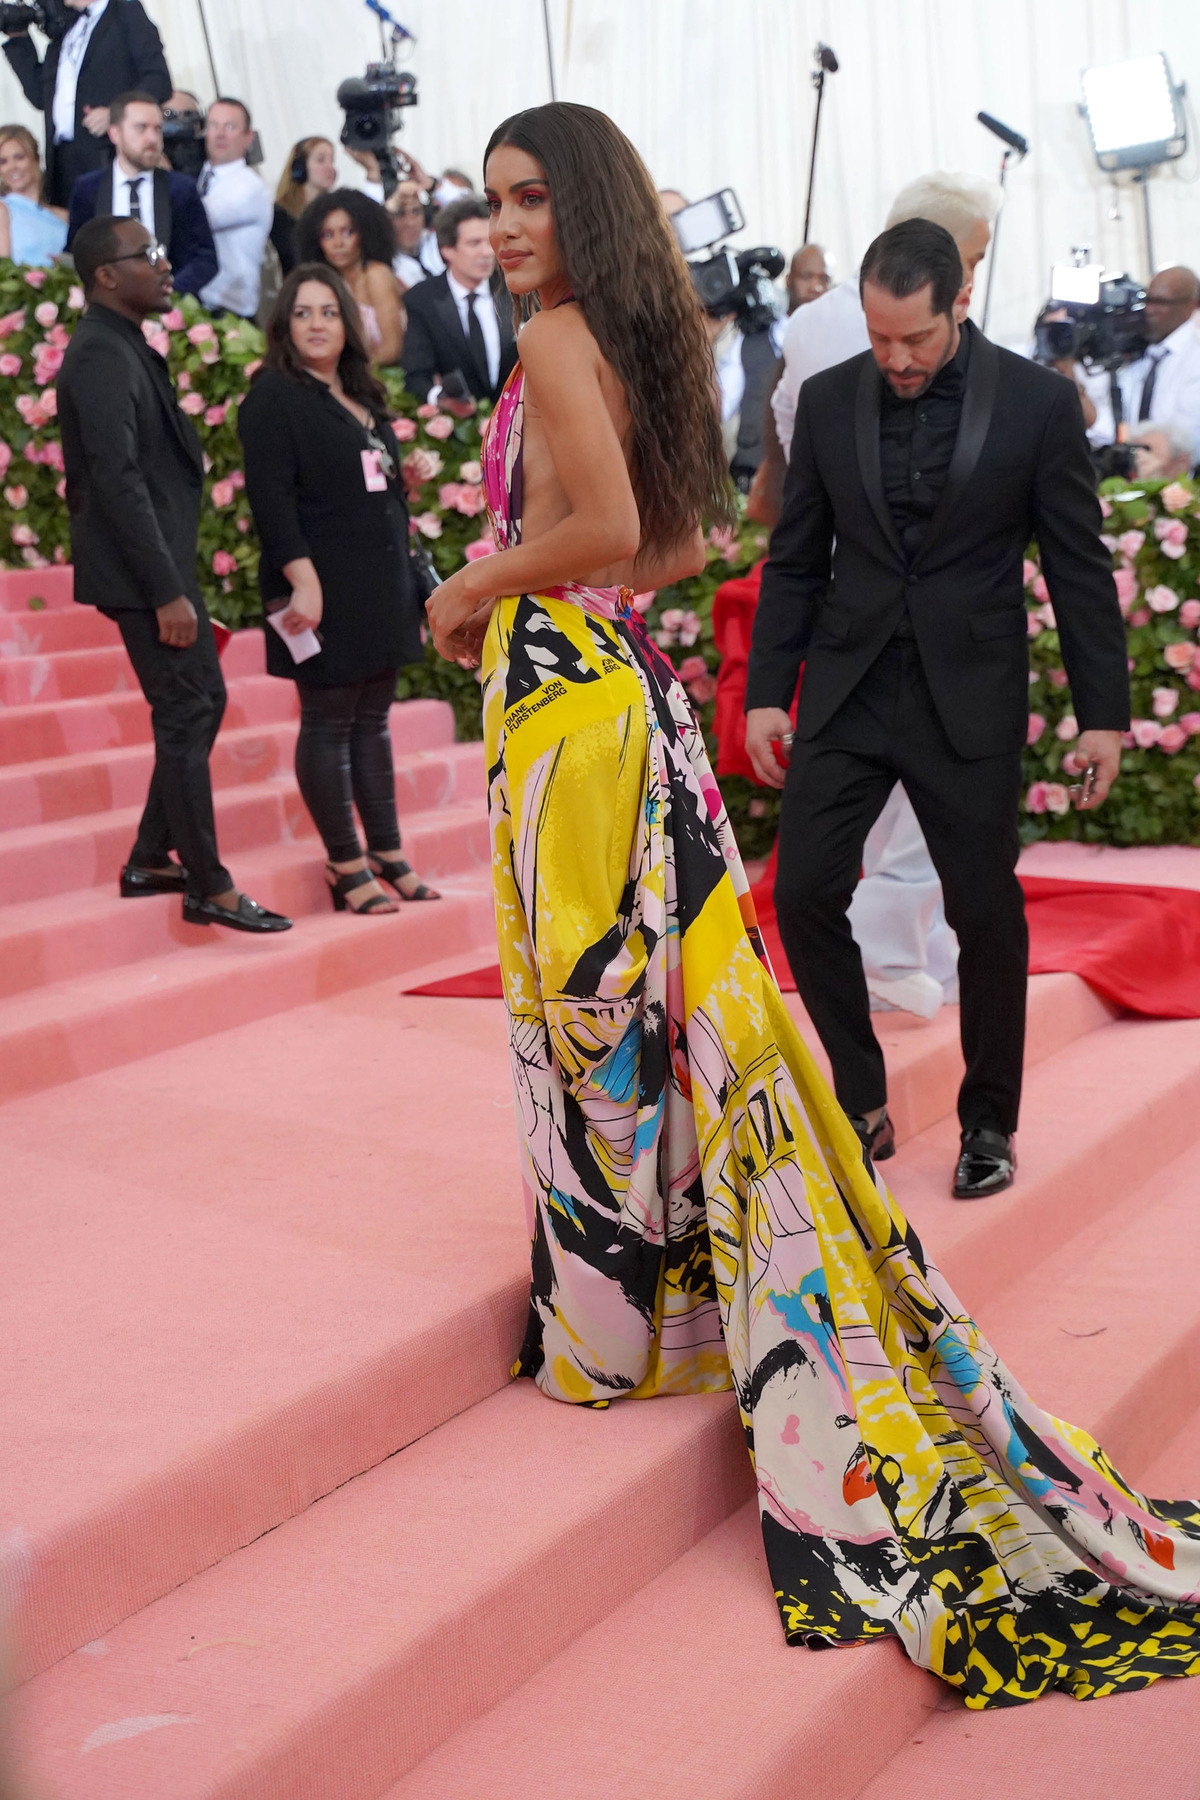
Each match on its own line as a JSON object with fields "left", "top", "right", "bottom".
{"left": 120, "top": 861, "right": 188, "bottom": 898}
{"left": 182, "top": 892, "right": 292, "bottom": 933}
{"left": 848, "top": 1110, "right": 896, "bottom": 1164}
{"left": 953, "top": 1129, "right": 1016, "bottom": 1200}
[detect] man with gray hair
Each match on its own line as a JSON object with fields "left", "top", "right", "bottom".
{"left": 769, "top": 170, "right": 1001, "bottom": 1025}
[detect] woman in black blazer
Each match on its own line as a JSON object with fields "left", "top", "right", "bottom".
{"left": 239, "top": 264, "right": 437, "bottom": 913}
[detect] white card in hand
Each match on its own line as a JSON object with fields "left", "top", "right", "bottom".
{"left": 267, "top": 609, "right": 322, "bottom": 664}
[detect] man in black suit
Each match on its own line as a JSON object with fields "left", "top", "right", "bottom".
{"left": 67, "top": 90, "right": 216, "bottom": 298}
{"left": 745, "top": 220, "right": 1129, "bottom": 1198}
{"left": 2, "top": 0, "right": 170, "bottom": 208}
{"left": 401, "top": 195, "right": 516, "bottom": 403}
{"left": 57, "top": 216, "right": 289, "bottom": 934}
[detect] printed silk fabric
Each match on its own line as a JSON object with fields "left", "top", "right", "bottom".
{"left": 479, "top": 364, "right": 1200, "bottom": 1707}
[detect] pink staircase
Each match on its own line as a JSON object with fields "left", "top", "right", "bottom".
{"left": 4, "top": 570, "right": 1200, "bottom": 1799}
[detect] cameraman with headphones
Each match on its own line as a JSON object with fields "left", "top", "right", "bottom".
{"left": 3, "top": 0, "right": 170, "bottom": 208}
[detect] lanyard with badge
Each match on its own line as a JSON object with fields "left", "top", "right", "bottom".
{"left": 359, "top": 419, "right": 395, "bottom": 494}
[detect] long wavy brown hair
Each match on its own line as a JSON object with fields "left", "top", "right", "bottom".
{"left": 484, "top": 103, "right": 735, "bottom": 552}
{"left": 259, "top": 264, "right": 388, "bottom": 413}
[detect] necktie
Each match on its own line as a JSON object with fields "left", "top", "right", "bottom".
{"left": 464, "top": 289, "right": 489, "bottom": 393}
{"left": 127, "top": 177, "right": 143, "bottom": 223}
{"left": 199, "top": 167, "right": 213, "bottom": 198}
{"left": 1137, "top": 347, "right": 1167, "bottom": 422}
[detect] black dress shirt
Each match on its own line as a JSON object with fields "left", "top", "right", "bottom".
{"left": 879, "top": 325, "right": 971, "bottom": 564}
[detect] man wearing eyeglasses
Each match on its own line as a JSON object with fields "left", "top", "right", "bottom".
{"left": 56, "top": 216, "right": 291, "bottom": 934}
{"left": 66, "top": 88, "right": 217, "bottom": 298}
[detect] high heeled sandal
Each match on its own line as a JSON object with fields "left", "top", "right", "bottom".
{"left": 325, "top": 864, "right": 398, "bottom": 914}
{"left": 366, "top": 852, "right": 441, "bottom": 902}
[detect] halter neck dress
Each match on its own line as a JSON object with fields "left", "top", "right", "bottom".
{"left": 478, "top": 362, "right": 1200, "bottom": 1708}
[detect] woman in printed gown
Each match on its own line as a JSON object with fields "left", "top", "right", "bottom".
{"left": 426, "top": 102, "right": 1200, "bottom": 1709}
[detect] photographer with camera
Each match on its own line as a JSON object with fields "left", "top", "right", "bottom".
{"left": 197, "top": 96, "right": 272, "bottom": 319}
{"left": 1089, "top": 266, "right": 1200, "bottom": 471}
{"left": 2, "top": 0, "right": 169, "bottom": 208}
{"left": 66, "top": 89, "right": 215, "bottom": 297}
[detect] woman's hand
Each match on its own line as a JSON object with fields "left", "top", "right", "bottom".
{"left": 280, "top": 558, "right": 324, "bottom": 634}
{"left": 427, "top": 563, "right": 494, "bottom": 666}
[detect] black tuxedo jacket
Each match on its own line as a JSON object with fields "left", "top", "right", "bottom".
{"left": 401, "top": 271, "right": 517, "bottom": 403}
{"left": 3, "top": 1, "right": 170, "bottom": 199}
{"left": 58, "top": 303, "right": 204, "bottom": 612}
{"left": 67, "top": 166, "right": 217, "bottom": 298}
{"left": 748, "top": 323, "right": 1130, "bottom": 760}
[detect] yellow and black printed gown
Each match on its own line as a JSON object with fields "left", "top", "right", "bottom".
{"left": 478, "top": 366, "right": 1200, "bottom": 1708}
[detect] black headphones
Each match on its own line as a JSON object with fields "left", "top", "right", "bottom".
{"left": 290, "top": 143, "right": 309, "bottom": 187}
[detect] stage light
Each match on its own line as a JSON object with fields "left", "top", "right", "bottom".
{"left": 1081, "top": 53, "right": 1186, "bottom": 174}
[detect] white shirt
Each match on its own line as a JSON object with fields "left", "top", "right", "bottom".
{"left": 393, "top": 231, "right": 444, "bottom": 290}
{"left": 197, "top": 158, "right": 273, "bottom": 317}
{"left": 772, "top": 276, "right": 869, "bottom": 458}
{"left": 446, "top": 270, "right": 500, "bottom": 388}
{"left": 1088, "top": 315, "right": 1200, "bottom": 462}
{"left": 51, "top": 0, "right": 109, "bottom": 142}
{"left": 109, "top": 163, "right": 157, "bottom": 243}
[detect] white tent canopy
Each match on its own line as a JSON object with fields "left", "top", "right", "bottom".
{"left": 2, "top": 0, "right": 1199, "bottom": 346}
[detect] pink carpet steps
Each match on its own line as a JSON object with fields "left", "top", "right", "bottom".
{"left": 3, "top": 568, "right": 1200, "bottom": 1797}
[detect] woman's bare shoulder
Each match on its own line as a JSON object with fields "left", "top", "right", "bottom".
{"left": 518, "top": 302, "right": 602, "bottom": 371}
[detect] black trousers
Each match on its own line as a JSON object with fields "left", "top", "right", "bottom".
{"left": 774, "top": 638, "right": 1028, "bottom": 1136}
{"left": 48, "top": 137, "right": 99, "bottom": 210}
{"left": 294, "top": 673, "right": 402, "bottom": 864}
{"left": 107, "top": 602, "right": 231, "bottom": 897}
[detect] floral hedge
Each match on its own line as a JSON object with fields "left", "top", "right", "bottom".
{"left": 2, "top": 254, "right": 1198, "bottom": 850}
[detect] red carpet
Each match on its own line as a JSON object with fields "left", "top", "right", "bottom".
{"left": 409, "top": 858, "right": 1200, "bottom": 1018}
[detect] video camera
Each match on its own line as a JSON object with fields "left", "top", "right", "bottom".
{"left": 0, "top": 0, "right": 71, "bottom": 37}
{"left": 337, "top": 0, "right": 418, "bottom": 200}
{"left": 1034, "top": 264, "right": 1147, "bottom": 370}
{"left": 669, "top": 189, "right": 785, "bottom": 336}
{"left": 162, "top": 106, "right": 205, "bottom": 180}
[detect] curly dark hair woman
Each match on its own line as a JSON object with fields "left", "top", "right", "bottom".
{"left": 296, "top": 186, "right": 404, "bottom": 365}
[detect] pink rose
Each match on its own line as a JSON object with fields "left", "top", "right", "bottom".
{"left": 179, "top": 392, "right": 205, "bottom": 415}
{"left": 210, "top": 478, "right": 235, "bottom": 508}
{"left": 458, "top": 459, "right": 482, "bottom": 484}
{"left": 1152, "top": 685, "right": 1179, "bottom": 719}
{"left": 424, "top": 412, "right": 455, "bottom": 440}
{"left": 229, "top": 469, "right": 244, "bottom": 489}
{"left": 143, "top": 328, "right": 170, "bottom": 358}
{"left": 1026, "top": 713, "right": 1046, "bottom": 745}
{"left": 1194, "top": 773, "right": 1200, "bottom": 793}
{"left": 10, "top": 523, "right": 37, "bottom": 545}
{"left": 23, "top": 268, "right": 46, "bottom": 288}
{"left": 161, "top": 308, "right": 185, "bottom": 331}
{"left": 47, "top": 324, "right": 69, "bottom": 351}
{"left": 660, "top": 608, "right": 684, "bottom": 632}
{"left": 1146, "top": 584, "right": 1179, "bottom": 613}
{"left": 200, "top": 345, "right": 219, "bottom": 365}
{"left": 464, "top": 535, "right": 496, "bottom": 560}
{"left": 1055, "top": 715, "right": 1078, "bottom": 740}
{"left": 1189, "top": 668, "right": 1200, "bottom": 692}
{"left": 14, "top": 394, "right": 40, "bottom": 424}
{"left": 33, "top": 301, "right": 58, "bottom": 328}
{"left": 1180, "top": 711, "right": 1200, "bottom": 735}
{"left": 4, "top": 484, "right": 28, "bottom": 509}
{"left": 413, "top": 510, "right": 442, "bottom": 538}
{"left": 1022, "top": 558, "right": 1039, "bottom": 587}
{"left": 67, "top": 285, "right": 84, "bottom": 312}
{"left": 0, "top": 353, "right": 21, "bottom": 377}
{"left": 437, "top": 481, "right": 462, "bottom": 510}
{"left": 1038, "top": 602, "right": 1056, "bottom": 629}
{"left": 1044, "top": 783, "right": 1071, "bottom": 816}
{"left": 686, "top": 672, "right": 718, "bottom": 704}
{"left": 1098, "top": 497, "right": 1113, "bottom": 518}
{"left": 1163, "top": 641, "right": 1195, "bottom": 671}
{"left": 1117, "top": 529, "right": 1145, "bottom": 561}
{"left": 678, "top": 609, "right": 702, "bottom": 647}
{"left": 1157, "top": 723, "right": 1187, "bottom": 753}
{"left": 55, "top": 477, "right": 66, "bottom": 500}
{"left": 1161, "top": 482, "right": 1191, "bottom": 514}
{"left": 453, "top": 483, "right": 486, "bottom": 517}
{"left": 0, "top": 441, "right": 10, "bottom": 477}
{"left": 211, "top": 550, "right": 238, "bottom": 576}
{"left": 40, "top": 386, "right": 57, "bottom": 418}
{"left": 43, "top": 441, "right": 64, "bottom": 473}
{"left": 0, "top": 308, "right": 26, "bottom": 337}
{"left": 236, "top": 515, "right": 250, "bottom": 534}
{"left": 1032, "top": 575, "right": 1050, "bottom": 604}
{"left": 204, "top": 402, "right": 229, "bottom": 429}
{"left": 678, "top": 655, "right": 709, "bottom": 683}
{"left": 416, "top": 402, "right": 438, "bottom": 418}
{"left": 392, "top": 417, "right": 417, "bottom": 441}
{"left": 23, "top": 441, "right": 43, "bottom": 464}
{"left": 1130, "top": 607, "right": 1151, "bottom": 627}
{"left": 1025, "top": 782, "right": 1048, "bottom": 814}
{"left": 1048, "top": 667, "right": 1069, "bottom": 689}
{"left": 1112, "top": 566, "right": 1138, "bottom": 613}
{"left": 1100, "top": 533, "right": 1118, "bottom": 555}
{"left": 243, "top": 360, "right": 262, "bottom": 379}
{"left": 33, "top": 343, "right": 64, "bottom": 384}
{"left": 1154, "top": 515, "right": 1188, "bottom": 545}
{"left": 186, "top": 322, "right": 216, "bottom": 346}
{"left": 21, "top": 548, "right": 48, "bottom": 567}
{"left": 177, "top": 371, "right": 191, "bottom": 390}
{"left": 1026, "top": 611, "right": 1042, "bottom": 638}
{"left": 1131, "top": 718, "right": 1162, "bottom": 748}
{"left": 401, "top": 447, "right": 443, "bottom": 486}
{"left": 1179, "top": 599, "right": 1200, "bottom": 629}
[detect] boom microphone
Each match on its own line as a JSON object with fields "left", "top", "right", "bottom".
{"left": 977, "top": 111, "right": 1028, "bottom": 157}
{"left": 816, "top": 43, "right": 838, "bottom": 73}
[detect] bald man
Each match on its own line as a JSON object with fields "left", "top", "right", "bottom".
{"left": 787, "top": 243, "right": 829, "bottom": 312}
{"left": 1103, "top": 265, "right": 1200, "bottom": 466}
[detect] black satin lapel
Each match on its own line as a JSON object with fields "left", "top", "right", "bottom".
{"left": 915, "top": 328, "right": 999, "bottom": 566}
{"left": 854, "top": 356, "right": 904, "bottom": 565}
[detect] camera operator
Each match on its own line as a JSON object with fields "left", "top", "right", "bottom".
{"left": 786, "top": 243, "right": 829, "bottom": 312}
{"left": 66, "top": 90, "right": 216, "bottom": 299}
{"left": 387, "top": 177, "right": 442, "bottom": 288}
{"left": 161, "top": 87, "right": 204, "bottom": 179}
{"left": 1089, "top": 267, "right": 1200, "bottom": 469}
{"left": 197, "top": 96, "right": 272, "bottom": 319}
{"left": 2, "top": 0, "right": 170, "bottom": 208}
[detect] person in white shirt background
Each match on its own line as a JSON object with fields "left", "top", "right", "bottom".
{"left": 198, "top": 96, "right": 273, "bottom": 319}
{"left": 387, "top": 178, "right": 444, "bottom": 289}
{"left": 1084, "top": 266, "right": 1200, "bottom": 470}
{"left": 771, "top": 170, "right": 1000, "bottom": 1023}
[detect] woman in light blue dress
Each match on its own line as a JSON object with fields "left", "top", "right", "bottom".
{"left": 0, "top": 125, "right": 67, "bottom": 267}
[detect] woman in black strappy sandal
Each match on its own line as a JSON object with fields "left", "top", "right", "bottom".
{"left": 240, "top": 264, "right": 440, "bottom": 916}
